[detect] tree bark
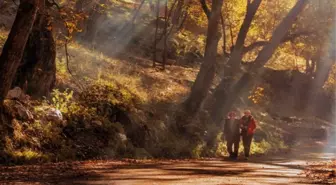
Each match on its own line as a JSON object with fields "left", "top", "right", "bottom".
{"left": 13, "top": 7, "right": 56, "bottom": 98}
{"left": 211, "top": 0, "right": 309, "bottom": 124}
{"left": 0, "top": 0, "right": 39, "bottom": 104}
{"left": 183, "top": 0, "right": 224, "bottom": 116}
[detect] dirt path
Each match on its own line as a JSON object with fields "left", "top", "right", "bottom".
{"left": 0, "top": 139, "right": 334, "bottom": 185}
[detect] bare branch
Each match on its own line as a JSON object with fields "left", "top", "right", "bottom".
{"left": 242, "top": 31, "right": 312, "bottom": 54}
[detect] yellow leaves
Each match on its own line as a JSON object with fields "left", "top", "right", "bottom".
{"left": 248, "top": 86, "right": 266, "bottom": 105}
{"left": 56, "top": 6, "right": 88, "bottom": 45}
{"left": 64, "top": 21, "right": 76, "bottom": 34}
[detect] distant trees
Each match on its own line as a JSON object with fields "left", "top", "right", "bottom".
{"left": 152, "top": 0, "right": 189, "bottom": 69}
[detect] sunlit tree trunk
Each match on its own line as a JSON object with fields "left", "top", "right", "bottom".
{"left": 0, "top": 0, "right": 39, "bottom": 104}
{"left": 183, "top": 0, "right": 224, "bottom": 117}
{"left": 211, "top": 0, "right": 309, "bottom": 124}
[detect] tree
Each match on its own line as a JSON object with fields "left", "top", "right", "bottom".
{"left": 13, "top": 1, "right": 56, "bottom": 98}
{"left": 211, "top": 0, "right": 309, "bottom": 124}
{"left": 0, "top": 0, "right": 40, "bottom": 104}
{"left": 212, "top": 0, "right": 262, "bottom": 102}
{"left": 183, "top": 0, "right": 224, "bottom": 117}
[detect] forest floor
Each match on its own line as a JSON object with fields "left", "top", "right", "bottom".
{"left": 0, "top": 136, "right": 334, "bottom": 185}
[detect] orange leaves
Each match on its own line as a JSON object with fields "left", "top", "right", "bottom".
{"left": 57, "top": 8, "right": 87, "bottom": 42}
{"left": 304, "top": 160, "right": 336, "bottom": 184}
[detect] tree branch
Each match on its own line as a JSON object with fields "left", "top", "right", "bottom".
{"left": 199, "top": 0, "right": 211, "bottom": 20}
{"left": 242, "top": 31, "right": 312, "bottom": 54}
{"left": 231, "top": 0, "right": 261, "bottom": 52}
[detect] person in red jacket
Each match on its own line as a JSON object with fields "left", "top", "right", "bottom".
{"left": 240, "top": 110, "right": 257, "bottom": 160}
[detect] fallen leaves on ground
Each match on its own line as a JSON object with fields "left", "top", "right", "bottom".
{"left": 303, "top": 159, "right": 336, "bottom": 184}
{"left": 0, "top": 158, "right": 204, "bottom": 184}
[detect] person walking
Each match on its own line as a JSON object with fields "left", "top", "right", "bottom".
{"left": 240, "top": 110, "right": 257, "bottom": 160}
{"left": 223, "top": 111, "right": 241, "bottom": 160}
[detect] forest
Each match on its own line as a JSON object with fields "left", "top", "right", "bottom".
{"left": 0, "top": 0, "right": 335, "bottom": 184}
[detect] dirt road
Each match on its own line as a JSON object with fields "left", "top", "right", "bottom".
{"left": 0, "top": 139, "right": 334, "bottom": 185}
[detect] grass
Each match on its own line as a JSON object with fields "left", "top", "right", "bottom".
{"left": 56, "top": 42, "right": 198, "bottom": 120}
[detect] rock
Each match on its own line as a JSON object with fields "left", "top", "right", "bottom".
{"left": 6, "top": 87, "right": 23, "bottom": 100}
{"left": 14, "top": 103, "right": 34, "bottom": 120}
{"left": 46, "top": 108, "right": 63, "bottom": 123}
{"left": 118, "top": 133, "right": 128, "bottom": 143}
{"left": 6, "top": 87, "right": 30, "bottom": 101}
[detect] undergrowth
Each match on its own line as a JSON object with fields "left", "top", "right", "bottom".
{"left": 0, "top": 80, "right": 143, "bottom": 164}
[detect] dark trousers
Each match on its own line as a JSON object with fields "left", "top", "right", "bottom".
{"left": 242, "top": 133, "right": 253, "bottom": 157}
{"left": 227, "top": 138, "right": 239, "bottom": 157}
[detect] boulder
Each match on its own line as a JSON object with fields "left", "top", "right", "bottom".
{"left": 118, "top": 133, "right": 128, "bottom": 143}
{"left": 6, "top": 87, "right": 30, "bottom": 101}
{"left": 7, "top": 87, "right": 23, "bottom": 99}
{"left": 45, "top": 108, "right": 63, "bottom": 123}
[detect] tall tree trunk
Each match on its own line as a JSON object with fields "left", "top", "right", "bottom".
{"left": 13, "top": 7, "right": 56, "bottom": 98}
{"left": 152, "top": 0, "right": 160, "bottom": 67}
{"left": 183, "top": 0, "right": 224, "bottom": 117}
{"left": 0, "top": 0, "right": 39, "bottom": 104}
{"left": 162, "top": 0, "right": 169, "bottom": 70}
{"left": 211, "top": 0, "right": 308, "bottom": 124}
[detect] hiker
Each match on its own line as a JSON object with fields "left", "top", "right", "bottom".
{"left": 223, "top": 111, "right": 241, "bottom": 159}
{"left": 240, "top": 110, "right": 257, "bottom": 160}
